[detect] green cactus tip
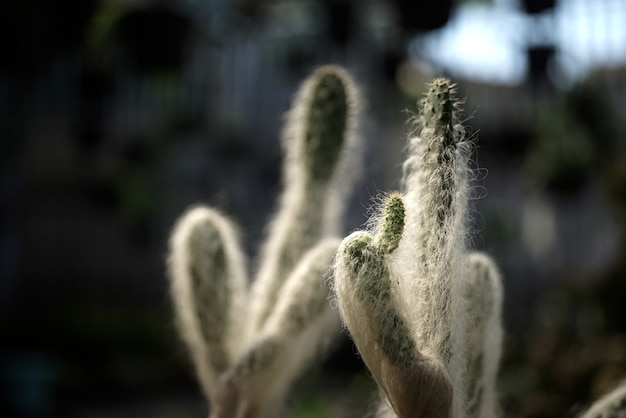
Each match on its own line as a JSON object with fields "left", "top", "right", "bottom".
{"left": 420, "top": 77, "right": 459, "bottom": 138}
{"left": 303, "top": 66, "right": 351, "bottom": 183}
{"left": 375, "top": 192, "right": 406, "bottom": 255}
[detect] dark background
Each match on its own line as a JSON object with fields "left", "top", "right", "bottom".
{"left": 1, "top": 0, "right": 626, "bottom": 417}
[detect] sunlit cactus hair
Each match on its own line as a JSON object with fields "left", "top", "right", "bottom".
{"left": 167, "top": 206, "right": 248, "bottom": 402}
{"left": 216, "top": 239, "right": 341, "bottom": 418}
{"left": 334, "top": 192, "right": 453, "bottom": 418}
{"left": 395, "top": 77, "right": 473, "bottom": 416}
{"left": 334, "top": 77, "right": 484, "bottom": 417}
{"left": 465, "top": 252, "right": 504, "bottom": 418}
{"left": 250, "top": 64, "right": 360, "bottom": 334}
{"left": 167, "top": 65, "right": 362, "bottom": 418}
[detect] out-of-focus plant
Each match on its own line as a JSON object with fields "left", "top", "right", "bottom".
{"left": 167, "top": 65, "right": 361, "bottom": 418}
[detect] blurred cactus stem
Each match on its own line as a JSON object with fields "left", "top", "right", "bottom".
{"left": 580, "top": 382, "right": 626, "bottom": 418}
{"left": 167, "top": 65, "right": 361, "bottom": 418}
{"left": 465, "top": 252, "right": 504, "bottom": 418}
{"left": 250, "top": 65, "right": 359, "bottom": 333}
{"left": 216, "top": 239, "right": 341, "bottom": 418}
{"left": 167, "top": 206, "right": 248, "bottom": 402}
{"left": 397, "top": 78, "right": 473, "bottom": 417}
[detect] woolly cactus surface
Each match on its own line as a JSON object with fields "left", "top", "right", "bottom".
{"left": 167, "top": 65, "right": 360, "bottom": 418}
{"left": 164, "top": 68, "right": 626, "bottom": 418}
{"left": 334, "top": 78, "right": 503, "bottom": 418}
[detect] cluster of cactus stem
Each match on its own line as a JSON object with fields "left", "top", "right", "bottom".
{"left": 334, "top": 79, "right": 504, "bottom": 418}
{"left": 168, "top": 65, "right": 360, "bottom": 418}
{"left": 168, "top": 64, "right": 626, "bottom": 418}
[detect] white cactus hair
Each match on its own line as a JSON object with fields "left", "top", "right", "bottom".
{"left": 250, "top": 64, "right": 361, "bottom": 333}
{"left": 394, "top": 78, "right": 474, "bottom": 416}
{"left": 165, "top": 65, "right": 626, "bottom": 418}
{"left": 168, "top": 206, "right": 248, "bottom": 401}
{"left": 465, "top": 252, "right": 504, "bottom": 418}
{"left": 333, "top": 77, "right": 503, "bottom": 418}
{"left": 225, "top": 238, "right": 342, "bottom": 417}
{"left": 167, "top": 65, "right": 362, "bottom": 418}
{"left": 281, "top": 64, "right": 362, "bottom": 210}
{"left": 334, "top": 193, "right": 453, "bottom": 418}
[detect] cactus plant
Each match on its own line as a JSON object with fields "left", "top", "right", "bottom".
{"left": 167, "top": 65, "right": 626, "bottom": 418}
{"left": 167, "top": 65, "right": 360, "bottom": 418}
{"left": 334, "top": 78, "right": 504, "bottom": 418}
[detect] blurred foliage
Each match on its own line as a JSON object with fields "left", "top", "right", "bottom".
{"left": 291, "top": 397, "right": 333, "bottom": 418}
{"left": 522, "top": 73, "right": 619, "bottom": 195}
{"left": 500, "top": 278, "right": 626, "bottom": 417}
{"left": 500, "top": 71, "right": 626, "bottom": 417}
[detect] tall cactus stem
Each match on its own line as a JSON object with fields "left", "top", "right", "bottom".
{"left": 167, "top": 206, "right": 248, "bottom": 402}
{"left": 396, "top": 78, "right": 472, "bottom": 416}
{"left": 168, "top": 65, "right": 363, "bottom": 418}
{"left": 217, "top": 239, "right": 341, "bottom": 418}
{"left": 250, "top": 65, "right": 359, "bottom": 333}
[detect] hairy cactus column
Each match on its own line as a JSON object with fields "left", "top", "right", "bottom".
{"left": 335, "top": 193, "right": 453, "bottom": 418}
{"left": 250, "top": 65, "right": 359, "bottom": 333}
{"left": 335, "top": 78, "right": 475, "bottom": 417}
{"left": 465, "top": 253, "right": 504, "bottom": 418}
{"left": 224, "top": 65, "right": 360, "bottom": 417}
{"left": 219, "top": 238, "right": 342, "bottom": 418}
{"left": 396, "top": 78, "right": 473, "bottom": 417}
{"left": 167, "top": 65, "right": 362, "bottom": 418}
{"left": 168, "top": 207, "right": 249, "bottom": 403}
